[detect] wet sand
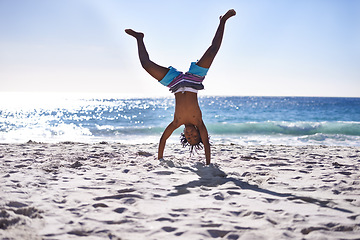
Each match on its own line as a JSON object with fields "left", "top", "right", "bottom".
{"left": 1, "top": 142, "right": 359, "bottom": 239}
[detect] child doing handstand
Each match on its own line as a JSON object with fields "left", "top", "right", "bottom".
{"left": 125, "top": 9, "right": 236, "bottom": 165}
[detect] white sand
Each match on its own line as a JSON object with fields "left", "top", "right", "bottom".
{"left": 0, "top": 142, "right": 359, "bottom": 239}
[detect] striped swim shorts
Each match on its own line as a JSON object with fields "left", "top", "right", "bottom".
{"left": 159, "top": 62, "right": 209, "bottom": 93}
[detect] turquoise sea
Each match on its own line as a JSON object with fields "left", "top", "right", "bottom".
{"left": 1, "top": 93, "right": 359, "bottom": 146}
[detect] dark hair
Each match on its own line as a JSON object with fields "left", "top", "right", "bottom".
{"left": 180, "top": 132, "right": 203, "bottom": 155}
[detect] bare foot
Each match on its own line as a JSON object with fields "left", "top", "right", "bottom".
{"left": 125, "top": 29, "right": 144, "bottom": 39}
{"left": 220, "top": 9, "right": 236, "bottom": 22}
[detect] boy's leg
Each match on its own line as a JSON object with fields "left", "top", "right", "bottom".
{"left": 196, "top": 9, "right": 236, "bottom": 69}
{"left": 125, "top": 29, "right": 169, "bottom": 81}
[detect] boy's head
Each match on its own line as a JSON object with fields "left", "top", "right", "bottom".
{"left": 180, "top": 124, "right": 203, "bottom": 153}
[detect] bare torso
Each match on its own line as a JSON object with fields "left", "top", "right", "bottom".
{"left": 173, "top": 92, "right": 202, "bottom": 127}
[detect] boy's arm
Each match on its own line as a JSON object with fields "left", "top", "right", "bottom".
{"left": 197, "top": 121, "right": 211, "bottom": 165}
{"left": 158, "top": 121, "right": 178, "bottom": 160}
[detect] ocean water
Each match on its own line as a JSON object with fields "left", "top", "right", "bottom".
{"left": 1, "top": 93, "right": 360, "bottom": 146}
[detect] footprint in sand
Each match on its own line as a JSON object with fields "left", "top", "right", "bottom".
{"left": 156, "top": 217, "right": 175, "bottom": 223}
{"left": 213, "top": 192, "right": 225, "bottom": 201}
{"left": 13, "top": 207, "right": 43, "bottom": 219}
{"left": 162, "top": 226, "right": 177, "bottom": 232}
{"left": 227, "top": 233, "right": 240, "bottom": 240}
{"left": 1, "top": 202, "right": 43, "bottom": 230}
{"left": 93, "top": 203, "right": 108, "bottom": 208}
{"left": 207, "top": 229, "right": 232, "bottom": 238}
{"left": 14, "top": 164, "right": 29, "bottom": 168}
{"left": 137, "top": 151, "right": 153, "bottom": 157}
{"left": 117, "top": 188, "right": 136, "bottom": 194}
{"left": 0, "top": 211, "right": 21, "bottom": 230}
{"left": 227, "top": 190, "right": 241, "bottom": 196}
{"left": 113, "top": 207, "right": 127, "bottom": 214}
{"left": 68, "top": 229, "right": 93, "bottom": 237}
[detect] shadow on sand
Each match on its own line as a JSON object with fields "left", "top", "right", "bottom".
{"left": 168, "top": 163, "right": 353, "bottom": 214}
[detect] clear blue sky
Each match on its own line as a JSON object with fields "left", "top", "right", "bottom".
{"left": 1, "top": 0, "right": 359, "bottom": 97}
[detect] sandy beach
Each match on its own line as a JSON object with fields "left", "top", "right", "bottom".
{"left": 0, "top": 142, "right": 359, "bottom": 239}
